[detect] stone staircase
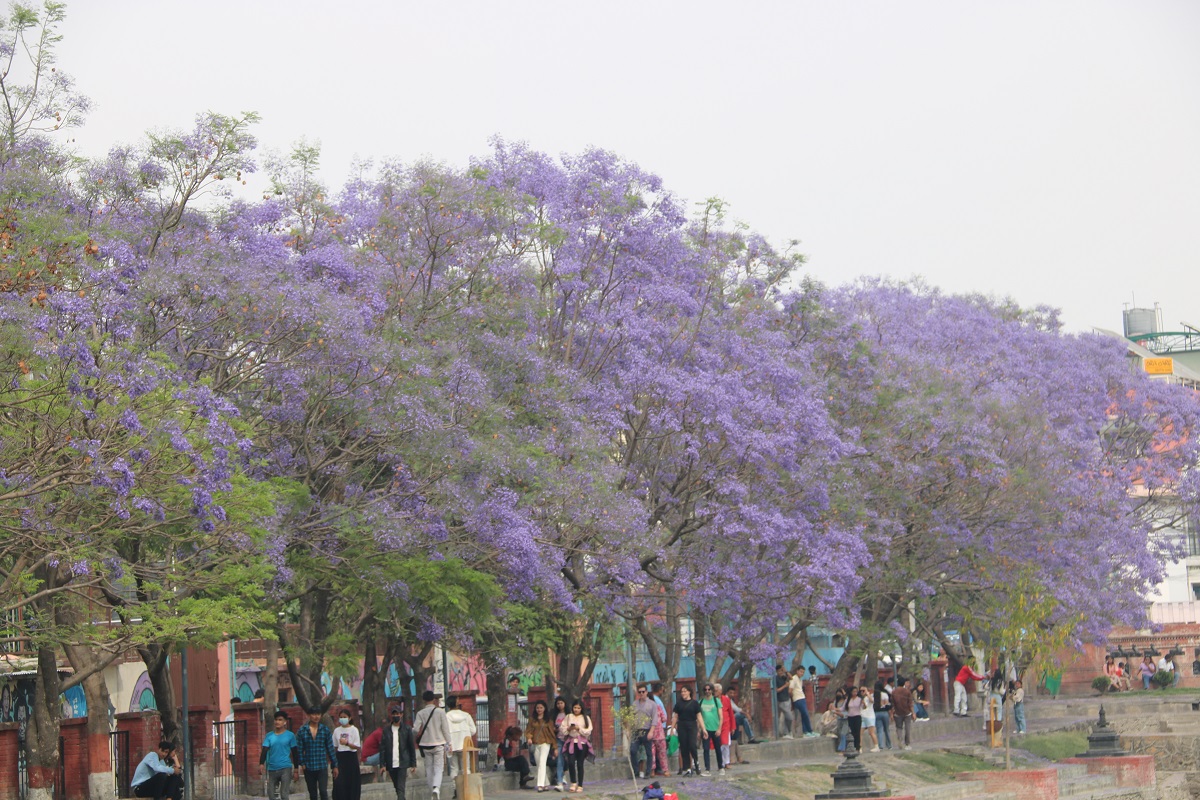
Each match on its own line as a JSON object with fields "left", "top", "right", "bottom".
{"left": 905, "top": 760, "right": 1155, "bottom": 800}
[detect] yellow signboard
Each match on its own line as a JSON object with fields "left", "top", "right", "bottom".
{"left": 1145, "top": 357, "right": 1174, "bottom": 375}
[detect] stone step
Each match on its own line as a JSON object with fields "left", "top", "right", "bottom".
{"left": 1058, "top": 773, "right": 1118, "bottom": 798}
{"left": 1051, "top": 763, "right": 1089, "bottom": 780}
{"left": 914, "top": 779, "right": 987, "bottom": 800}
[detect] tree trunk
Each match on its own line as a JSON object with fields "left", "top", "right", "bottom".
{"left": 26, "top": 646, "right": 64, "bottom": 800}
{"left": 360, "top": 638, "right": 384, "bottom": 733}
{"left": 864, "top": 650, "right": 879, "bottom": 690}
{"left": 263, "top": 637, "right": 279, "bottom": 713}
{"left": 485, "top": 661, "right": 509, "bottom": 759}
{"left": 138, "top": 643, "right": 179, "bottom": 744}
{"left": 819, "top": 649, "right": 860, "bottom": 708}
{"left": 693, "top": 615, "right": 708, "bottom": 688}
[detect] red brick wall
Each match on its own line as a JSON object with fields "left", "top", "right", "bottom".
{"left": 116, "top": 710, "right": 163, "bottom": 763}
{"left": 59, "top": 718, "right": 88, "bottom": 800}
{"left": 0, "top": 723, "right": 19, "bottom": 800}
{"left": 1061, "top": 756, "right": 1156, "bottom": 788}
{"left": 958, "top": 768, "right": 1058, "bottom": 800}
{"left": 233, "top": 703, "right": 265, "bottom": 781}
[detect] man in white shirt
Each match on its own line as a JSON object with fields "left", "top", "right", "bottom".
{"left": 413, "top": 691, "right": 452, "bottom": 799}
{"left": 445, "top": 696, "right": 478, "bottom": 780}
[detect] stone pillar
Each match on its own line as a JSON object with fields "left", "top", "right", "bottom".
{"left": 584, "top": 684, "right": 614, "bottom": 754}
{"left": 59, "top": 718, "right": 88, "bottom": 800}
{"left": 0, "top": 723, "right": 20, "bottom": 800}
{"left": 185, "top": 705, "right": 218, "bottom": 799}
{"left": 929, "top": 658, "right": 949, "bottom": 715}
{"left": 116, "top": 711, "right": 163, "bottom": 764}
{"left": 450, "top": 691, "right": 477, "bottom": 719}
{"left": 233, "top": 703, "right": 265, "bottom": 782}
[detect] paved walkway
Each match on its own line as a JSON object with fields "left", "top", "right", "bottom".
{"left": 262, "top": 693, "right": 1193, "bottom": 800}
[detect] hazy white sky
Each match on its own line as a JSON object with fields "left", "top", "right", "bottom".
{"left": 56, "top": 0, "right": 1200, "bottom": 332}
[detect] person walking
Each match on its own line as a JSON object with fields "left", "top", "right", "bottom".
{"left": 789, "top": 666, "right": 814, "bottom": 737}
{"left": 298, "top": 707, "right": 338, "bottom": 800}
{"left": 629, "top": 684, "right": 658, "bottom": 778}
{"left": 559, "top": 699, "right": 593, "bottom": 793}
{"left": 953, "top": 660, "right": 987, "bottom": 716}
{"left": 552, "top": 696, "right": 569, "bottom": 790}
{"left": 873, "top": 681, "right": 893, "bottom": 750}
{"left": 845, "top": 685, "right": 863, "bottom": 752}
{"left": 132, "top": 740, "right": 184, "bottom": 800}
{"left": 332, "top": 708, "right": 362, "bottom": 800}
{"left": 671, "top": 685, "right": 701, "bottom": 777}
{"left": 645, "top": 685, "right": 669, "bottom": 777}
{"left": 527, "top": 700, "right": 558, "bottom": 791}
{"left": 774, "top": 665, "right": 794, "bottom": 739}
{"left": 859, "top": 687, "right": 879, "bottom": 752}
{"left": 1011, "top": 680, "right": 1027, "bottom": 735}
{"left": 445, "top": 696, "right": 478, "bottom": 782}
{"left": 413, "top": 691, "right": 452, "bottom": 800}
{"left": 698, "top": 683, "right": 727, "bottom": 776}
{"left": 261, "top": 713, "right": 300, "bottom": 800}
{"left": 891, "top": 678, "right": 915, "bottom": 750}
{"left": 715, "top": 683, "right": 736, "bottom": 768}
{"left": 378, "top": 706, "right": 417, "bottom": 800}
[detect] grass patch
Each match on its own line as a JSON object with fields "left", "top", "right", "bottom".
{"left": 896, "top": 751, "right": 1001, "bottom": 776}
{"left": 1017, "top": 731, "right": 1089, "bottom": 761}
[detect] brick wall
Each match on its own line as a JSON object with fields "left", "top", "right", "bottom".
{"left": 1061, "top": 755, "right": 1156, "bottom": 788}
{"left": 0, "top": 723, "right": 19, "bottom": 800}
{"left": 59, "top": 718, "right": 88, "bottom": 800}
{"left": 958, "top": 768, "right": 1058, "bottom": 800}
{"left": 233, "top": 703, "right": 265, "bottom": 781}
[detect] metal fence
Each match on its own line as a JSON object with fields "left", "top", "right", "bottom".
{"left": 212, "top": 719, "right": 249, "bottom": 800}
{"left": 109, "top": 730, "right": 131, "bottom": 798}
{"left": 16, "top": 737, "right": 65, "bottom": 800}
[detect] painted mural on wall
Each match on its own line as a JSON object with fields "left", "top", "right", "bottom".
{"left": 129, "top": 671, "right": 157, "bottom": 711}
{"left": 0, "top": 678, "right": 87, "bottom": 742}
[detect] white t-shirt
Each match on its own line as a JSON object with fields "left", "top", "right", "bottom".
{"left": 333, "top": 724, "right": 361, "bottom": 752}
{"left": 445, "top": 709, "right": 478, "bottom": 751}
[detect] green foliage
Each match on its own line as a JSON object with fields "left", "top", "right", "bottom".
{"left": 1017, "top": 731, "right": 1088, "bottom": 761}
{"left": 1091, "top": 675, "right": 1111, "bottom": 693}
{"left": 1152, "top": 669, "right": 1173, "bottom": 689}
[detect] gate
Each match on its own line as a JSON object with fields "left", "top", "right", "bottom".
{"left": 109, "top": 730, "right": 131, "bottom": 798}
{"left": 212, "top": 719, "right": 249, "bottom": 800}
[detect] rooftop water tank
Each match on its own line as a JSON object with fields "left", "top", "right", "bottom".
{"left": 1123, "top": 307, "right": 1159, "bottom": 338}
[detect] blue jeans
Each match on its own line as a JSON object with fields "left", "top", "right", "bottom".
{"left": 1143, "top": 674, "right": 1152, "bottom": 690}
{"left": 734, "top": 712, "right": 754, "bottom": 742}
{"left": 629, "top": 733, "right": 652, "bottom": 774}
{"left": 914, "top": 702, "right": 928, "bottom": 719}
{"left": 793, "top": 699, "right": 812, "bottom": 734}
{"left": 875, "top": 714, "right": 891, "bottom": 749}
{"left": 555, "top": 738, "right": 566, "bottom": 785}
{"left": 1013, "top": 702, "right": 1026, "bottom": 733}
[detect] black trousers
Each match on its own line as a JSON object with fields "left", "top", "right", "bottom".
{"left": 304, "top": 767, "right": 330, "bottom": 800}
{"left": 701, "top": 734, "right": 724, "bottom": 772}
{"left": 848, "top": 716, "right": 862, "bottom": 751}
{"left": 504, "top": 755, "right": 531, "bottom": 779}
{"left": 333, "top": 752, "right": 360, "bottom": 800}
{"left": 677, "top": 725, "right": 699, "bottom": 773}
{"left": 566, "top": 750, "right": 587, "bottom": 786}
{"left": 387, "top": 766, "right": 408, "bottom": 800}
{"left": 133, "top": 771, "right": 183, "bottom": 800}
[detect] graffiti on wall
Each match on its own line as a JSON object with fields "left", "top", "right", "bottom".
{"left": 129, "top": 671, "right": 157, "bottom": 711}
{"left": 234, "top": 669, "right": 262, "bottom": 703}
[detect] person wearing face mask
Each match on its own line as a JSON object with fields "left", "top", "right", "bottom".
{"left": 332, "top": 708, "right": 362, "bottom": 800}
{"left": 379, "top": 706, "right": 418, "bottom": 800}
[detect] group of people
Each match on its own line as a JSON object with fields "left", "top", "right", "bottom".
{"left": 255, "top": 689, "right": 469, "bottom": 800}
{"left": 823, "top": 676, "right": 923, "bottom": 752}
{"left": 495, "top": 696, "right": 596, "bottom": 793}
{"left": 1105, "top": 654, "right": 1177, "bottom": 691}
{"left": 952, "top": 660, "right": 1027, "bottom": 734}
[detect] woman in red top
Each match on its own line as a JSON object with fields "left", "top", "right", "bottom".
{"left": 715, "top": 683, "right": 737, "bottom": 766}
